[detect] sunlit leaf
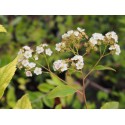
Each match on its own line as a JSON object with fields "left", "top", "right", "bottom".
{"left": 7, "top": 86, "right": 16, "bottom": 108}
{"left": 66, "top": 75, "right": 81, "bottom": 90}
{"left": 0, "top": 56, "right": 18, "bottom": 99}
{"left": 55, "top": 104, "right": 62, "bottom": 109}
{"left": 101, "top": 101, "right": 119, "bottom": 109}
{"left": 38, "top": 83, "right": 55, "bottom": 93}
{"left": 14, "top": 94, "right": 32, "bottom": 109}
{"left": 43, "top": 97, "right": 54, "bottom": 108}
{"left": 28, "top": 91, "right": 44, "bottom": 109}
{"left": 93, "top": 65, "right": 116, "bottom": 72}
{"left": 47, "top": 85, "right": 76, "bottom": 98}
{"left": 0, "top": 25, "right": 7, "bottom": 33}
{"left": 50, "top": 73, "right": 64, "bottom": 85}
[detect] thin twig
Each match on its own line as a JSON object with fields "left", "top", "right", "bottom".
{"left": 81, "top": 71, "right": 88, "bottom": 109}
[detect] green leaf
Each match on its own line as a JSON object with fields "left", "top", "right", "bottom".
{"left": 38, "top": 83, "right": 55, "bottom": 93}
{"left": 55, "top": 104, "right": 62, "bottom": 109}
{"left": 47, "top": 85, "right": 76, "bottom": 99}
{"left": 50, "top": 73, "right": 64, "bottom": 86}
{"left": 14, "top": 94, "right": 32, "bottom": 109}
{"left": 0, "top": 25, "right": 7, "bottom": 33}
{"left": 7, "top": 86, "right": 16, "bottom": 108}
{"left": 97, "top": 91, "right": 108, "bottom": 100}
{"left": 28, "top": 91, "right": 44, "bottom": 109}
{"left": 43, "top": 97, "right": 54, "bottom": 108}
{"left": 0, "top": 56, "right": 18, "bottom": 99}
{"left": 93, "top": 65, "right": 116, "bottom": 72}
{"left": 101, "top": 101, "right": 119, "bottom": 109}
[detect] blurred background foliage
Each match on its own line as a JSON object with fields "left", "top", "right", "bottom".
{"left": 0, "top": 15, "right": 125, "bottom": 109}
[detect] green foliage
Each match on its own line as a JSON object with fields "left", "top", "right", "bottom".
{"left": 93, "top": 65, "right": 116, "bottom": 72}
{"left": 101, "top": 101, "right": 119, "bottom": 109}
{"left": 50, "top": 73, "right": 64, "bottom": 86}
{"left": 0, "top": 56, "right": 18, "bottom": 99}
{"left": 0, "top": 25, "right": 7, "bottom": 32}
{"left": 28, "top": 91, "right": 44, "bottom": 109}
{"left": 14, "top": 94, "right": 32, "bottom": 109}
{"left": 47, "top": 85, "right": 76, "bottom": 98}
{"left": 55, "top": 104, "right": 62, "bottom": 109}
{"left": 97, "top": 91, "right": 108, "bottom": 100}
{"left": 38, "top": 83, "right": 55, "bottom": 93}
{"left": 7, "top": 86, "right": 16, "bottom": 108}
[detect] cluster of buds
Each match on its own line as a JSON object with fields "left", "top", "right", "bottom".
{"left": 17, "top": 43, "right": 53, "bottom": 77}
{"left": 85, "top": 31, "right": 121, "bottom": 55}
{"left": 84, "top": 33, "right": 104, "bottom": 52}
{"left": 55, "top": 27, "right": 88, "bottom": 52}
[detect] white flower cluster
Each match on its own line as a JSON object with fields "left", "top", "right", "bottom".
{"left": 53, "top": 55, "right": 84, "bottom": 72}
{"left": 105, "top": 31, "right": 120, "bottom": 55}
{"left": 36, "top": 43, "right": 53, "bottom": 57}
{"left": 89, "top": 33, "right": 104, "bottom": 46}
{"left": 17, "top": 29, "right": 121, "bottom": 78}
{"left": 71, "top": 55, "right": 84, "bottom": 70}
{"left": 17, "top": 46, "right": 42, "bottom": 77}
{"left": 105, "top": 31, "right": 118, "bottom": 43}
{"left": 18, "top": 46, "right": 33, "bottom": 59}
{"left": 25, "top": 67, "right": 42, "bottom": 77}
{"left": 87, "top": 31, "right": 121, "bottom": 55}
{"left": 53, "top": 60, "right": 68, "bottom": 72}
{"left": 109, "top": 44, "right": 121, "bottom": 55}
{"left": 62, "top": 27, "right": 85, "bottom": 39}
{"left": 55, "top": 42, "right": 65, "bottom": 52}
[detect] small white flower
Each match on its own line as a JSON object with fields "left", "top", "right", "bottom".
{"left": 34, "top": 67, "right": 42, "bottom": 75}
{"left": 24, "top": 51, "right": 32, "bottom": 58}
{"left": 71, "top": 55, "right": 83, "bottom": 62}
{"left": 76, "top": 61, "right": 84, "bottom": 70}
{"left": 53, "top": 60, "right": 68, "bottom": 72}
{"left": 92, "top": 33, "right": 104, "bottom": 40}
{"left": 22, "top": 59, "right": 29, "bottom": 67}
{"left": 45, "top": 48, "right": 53, "bottom": 56}
{"left": 62, "top": 33, "right": 69, "bottom": 39}
{"left": 55, "top": 43, "right": 61, "bottom": 51}
{"left": 71, "top": 55, "right": 84, "bottom": 70}
{"left": 60, "top": 63, "right": 68, "bottom": 72}
{"left": 89, "top": 37, "right": 98, "bottom": 46}
{"left": 106, "top": 31, "right": 118, "bottom": 43}
{"left": 28, "top": 62, "right": 36, "bottom": 68}
{"left": 55, "top": 43, "right": 65, "bottom": 51}
{"left": 26, "top": 71, "right": 32, "bottom": 77}
{"left": 42, "top": 43, "right": 48, "bottom": 47}
{"left": 53, "top": 60, "right": 63, "bottom": 71}
{"left": 67, "top": 30, "right": 73, "bottom": 36}
{"left": 74, "top": 31, "right": 79, "bottom": 37}
{"left": 109, "top": 44, "right": 121, "bottom": 55}
{"left": 23, "top": 46, "right": 31, "bottom": 50}
{"left": 77, "top": 27, "right": 85, "bottom": 33}
{"left": 34, "top": 55, "right": 38, "bottom": 60}
{"left": 115, "top": 45, "right": 121, "bottom": 55}
{"left": 36, "top": 46, "right": 44, "bottom": 54}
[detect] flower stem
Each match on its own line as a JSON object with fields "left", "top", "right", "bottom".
{"left": 81, "top": 71, "right": 88, "bottom": 109}
{"left": 84, "top": 55, "right": 103, "bottom": 80}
